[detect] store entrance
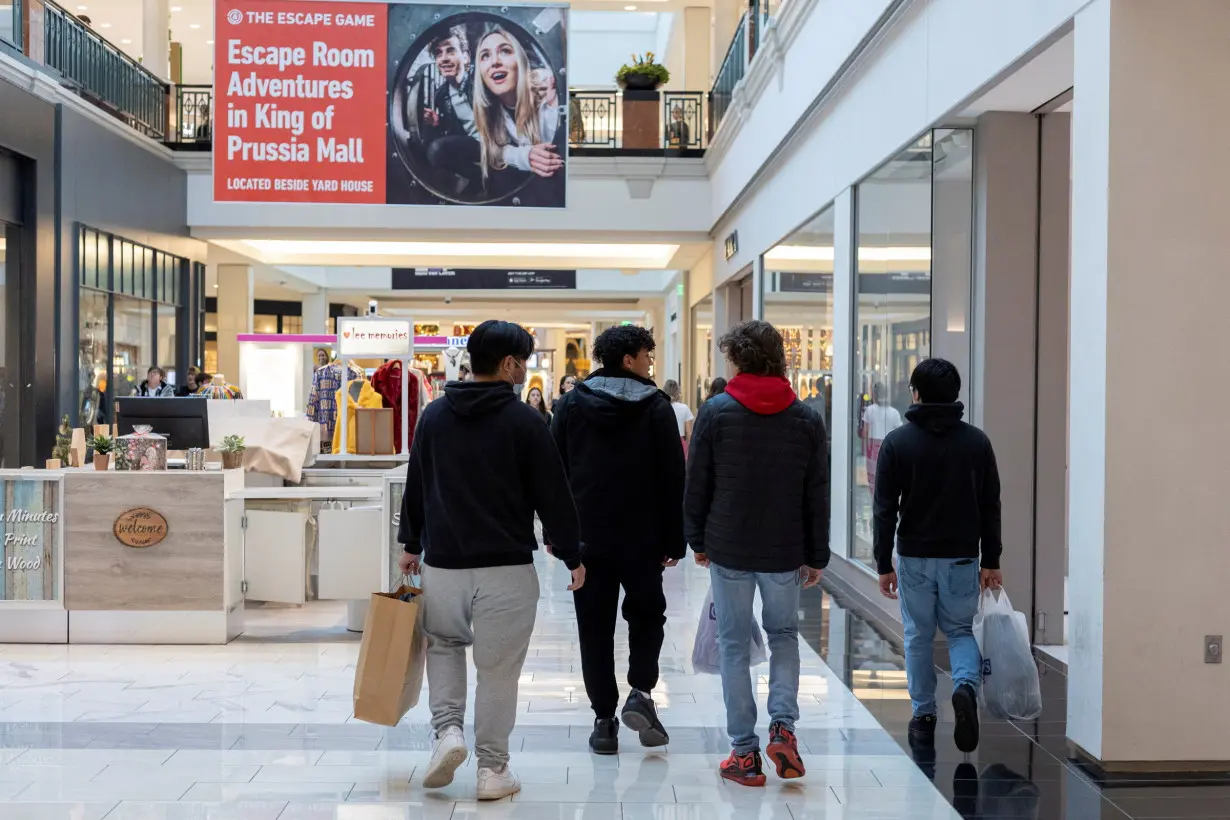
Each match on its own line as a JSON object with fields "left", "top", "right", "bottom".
{"left": 0, "top": 150, "right": 27, "bottom": 468}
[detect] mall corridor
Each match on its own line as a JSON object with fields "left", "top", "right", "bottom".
{"left": 0, "top": 556, "right": 963, "bottom": 819}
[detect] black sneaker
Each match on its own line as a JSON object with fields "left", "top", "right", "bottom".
{"left": 620, "top": 690, "right": 669, "bottom": 747}
{"left": 589, "top": 717, "right": 619, "bottom": 755}
{"left": 907, "top": 714, "right": 937, "bottom": 742}
{"left": 951, "top": 683, "right": 980, "bottom": 753}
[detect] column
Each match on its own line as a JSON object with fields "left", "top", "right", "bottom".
{"left": 971, "top": 111, "right": 1042, "bottom": 630}
{"left": 215, "top": 264, "right": 253, "bottom": 388}
{"left": 1068, "top": 0, "right": 1230, "bottom": 769}
{"left": 302, "top": 290, "right": 329, "bottom": 335}
{"left": 142, "top": 0, "right": 170, "bottom": 81}
{"left": 683, "top": 7, "right": 713, "bottom": 90}
{"left": 829, "top": 189, "right": 854, "bottom": 561}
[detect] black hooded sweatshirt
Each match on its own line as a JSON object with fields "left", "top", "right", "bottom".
{"left": 871, "top": 402, "right": 1002, "bottom": 576}
{"left": 551, "top": 368, "right": 686, "bottom": 561}
{"left": 398, "top": 380, "right": 582, "bottom": 570}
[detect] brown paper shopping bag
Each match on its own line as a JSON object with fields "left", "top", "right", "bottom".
{"left": 352, "top": 584, "right": 427, "bottom": 726}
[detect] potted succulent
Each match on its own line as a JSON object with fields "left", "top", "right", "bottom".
{"left": 616, "top": 52, "right": 670, "bottom": 91}
{"left": 217, "top": 434, "right": 246, "bottom": 470}
{"left": 89, "top": 434, "right": 114, "bottom": 471}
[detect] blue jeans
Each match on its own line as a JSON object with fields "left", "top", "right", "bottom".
{"left": 897, "top": 556, "right": 982, "bottom": 718}
{"left": 708, "top": 563, "right": 801, "bottom": 755}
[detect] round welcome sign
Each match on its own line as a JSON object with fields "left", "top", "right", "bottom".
{"left": 114, "top": 508, "right": 169, "bottom": 548}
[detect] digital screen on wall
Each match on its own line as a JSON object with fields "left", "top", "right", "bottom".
{"left": 214, "top": 0, "right": 568, "bottom": 207}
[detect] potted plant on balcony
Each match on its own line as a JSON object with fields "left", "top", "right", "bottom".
{"left": 616, "top": 53, "right": 670, "bottom": 91}
{"left": 89, "top": 434, "right": 114, "bottom": 471}
{"left": 217, "top": 434, "right": 246, "bottom": 470}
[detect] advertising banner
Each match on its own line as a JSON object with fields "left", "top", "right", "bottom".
{"left": 337, "top": 318, "right": 414, "bottom": 357}
{"left": 392, "top": 268, "right": 576, "bottom": 290}
{"left": 214, "top": 0, "right": 568, "bottom": 208}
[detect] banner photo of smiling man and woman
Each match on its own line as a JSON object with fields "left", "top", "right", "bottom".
{"left": 214, "top": 0, "right": 567, "bottom": 208}
{"left": 387, "top": 4, "right": 568, "bottom": 208}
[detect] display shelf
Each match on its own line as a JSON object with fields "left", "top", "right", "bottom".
{"left": 227, "top": 487, "right": 383, "bottom": 501}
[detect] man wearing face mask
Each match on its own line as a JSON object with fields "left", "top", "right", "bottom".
{"left": 398, "top": 320, "right": 585, "bottom": 801}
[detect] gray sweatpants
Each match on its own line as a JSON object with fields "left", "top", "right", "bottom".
{"left": 420, "top": 563, "right": 539, "bottom": 769}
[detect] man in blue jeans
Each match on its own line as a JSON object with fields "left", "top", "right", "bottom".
{"left": 684, "top": 320, "right": 829, "bottom": 787}
{"left": 872, "top": 358, "right": 1002, "bottom": 754}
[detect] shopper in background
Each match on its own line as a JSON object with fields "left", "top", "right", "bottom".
{"left": 663, "top": 379, "right": 694, "bottom": 449}
{"left": 137, "top": 366, "right": 174, "bottom": 397}
{"left": 526, "top": 386, "right": 551, "bottom": 424}
{"left": 175, "top": 366, "right": 203, "bottom": 397}
{"left": 873, "top": 358, "right": 1002, "bottom": 756}
{"left": 860, "top": 381, "right": 903, "bottom": 497}
{"left": 684, "top": 320, "right": 828, "bottom": 787}
{"left": 398, "top": 320, "right": 585, "bottom": 801}
{"left": 705, "top": 377, "right": 728, "bottom": 402}
{"left": 552, "top": 325, "right": 685, "bottom": 756}
{"left": 552, "top": 374, "right": 576, "bottom": 413}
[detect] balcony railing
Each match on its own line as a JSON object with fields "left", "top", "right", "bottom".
{"left": 42, "top": 0, "right": 169, "bottom": 139}
{"left": 168, "top": 85, "right": 711, "bottom": 154}
{"left": 710, "top": 12, "right": 749, "bottom": 135}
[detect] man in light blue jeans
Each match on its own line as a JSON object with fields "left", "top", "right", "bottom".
{"left": 873, "top": 359, "right": 1002, "bottom": 754}
{"left": 707, "top": 566, "right": 802, "bottom": 764}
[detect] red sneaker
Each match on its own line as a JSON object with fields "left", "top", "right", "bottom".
{"left": 719, "top": 750, "right": 767, "bottom": 787}
{"left": 766, "top": 722, "right": 806, "bottom": 779}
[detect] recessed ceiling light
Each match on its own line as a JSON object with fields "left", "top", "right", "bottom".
{"left": 624, "top": 4, "right": 636, "bottom": 8}
{"left": 189, "top": 23, "right": 200, "bottom": 29}
{"left": 99, "top": 22, "right": 111, "bottom": 27}
{"left": 120, "top": 38, "right": 131, "bottom": 43}
{"left": 76, "top": 4, "right": 87, "bottom": 9}
{"left": 170, "top": 5, "right": 182, "bottom": 10}
{"left": 206, "top": 39, "right": 214, "bottom": 44}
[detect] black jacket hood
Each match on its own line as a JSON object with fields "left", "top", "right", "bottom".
{"left": 444, "top": 380, "right": 519, "bottom": 417}
{"left": 570, "top": 368, "right": 667, "bottom": 428}
{"left": 905, "top": 402, "right": 965, "bottom": 435}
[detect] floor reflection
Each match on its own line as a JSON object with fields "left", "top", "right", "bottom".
{"left": 801, "top": 582, "right": 1230, "bottom": 819}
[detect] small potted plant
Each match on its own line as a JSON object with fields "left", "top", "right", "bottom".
{"left": 616, "top": 52, "right": 670, "bottom": 91}
{"left": 89, "top": 434, "right": 114, "bottom": 471}
{"left": 217, "top": 434, "right": 246, "bottom": 470}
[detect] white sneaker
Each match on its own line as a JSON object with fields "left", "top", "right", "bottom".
{"left": 422, "top": 726, "right": 468, "bottom": 789}
{"left": 476, "top": 764, "right": 521, "bottom": 800}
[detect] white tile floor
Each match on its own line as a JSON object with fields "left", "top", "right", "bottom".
{"left": 0, "top": 556, "right": 959, "bottom": 819}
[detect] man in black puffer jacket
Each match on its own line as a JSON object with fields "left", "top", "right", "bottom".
{"left": 684, "top": 319, "right": 829, "bottom": 788}
{"left": 552, "top": 325, "right": 686, "bottom": 756}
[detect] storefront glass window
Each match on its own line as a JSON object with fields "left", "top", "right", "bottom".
{"left": 157, "top": 304, "right": 177, "bottom": 376}
{"left": 691, "top": 295, "right": 713, "bottom": 409}
{"left": 79, "top": 290, "right": 109, "bottom": 426}
{"left": 850, "top": 129, "right": 973, "bottom": 572}
{"left": 1, "top": 0, "right": 18, "bottom": 50}
{"left": 764, "top": 203, "right": 836, "bottom": 437}
{"left": 253, "top": 315, "right": 278, "bottom": 334}
{"left": 112, "top": 296, "right": 152, "bottom": 397}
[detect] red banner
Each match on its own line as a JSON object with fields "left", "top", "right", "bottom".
{"left": 213, "top": 0, "right": 388, "bottom": 203}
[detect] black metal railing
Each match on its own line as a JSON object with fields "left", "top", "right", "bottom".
{"left": 663, "top": 91, "right": 706, "bottom": 150}
{"left": 710, "top": 13, "right": 749, "bottom": 135}
{"left": 568, "top": 90, "right": 618, "bottom": 148}
{"left": 43, "top": 0, "right": 169, "bottom": 139}
{"left": 2, "top": 0, "right": 21, "bottom": 51}
{"left": 170, "top": 84, "right": 213, "bottom": 146}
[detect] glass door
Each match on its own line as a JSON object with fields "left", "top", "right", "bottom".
{"left": 0, "top": 222, "right": 21, "bottom": 466}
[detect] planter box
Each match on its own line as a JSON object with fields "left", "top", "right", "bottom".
{"left": 622, "top": 89, "right": 661, "bottom": 150}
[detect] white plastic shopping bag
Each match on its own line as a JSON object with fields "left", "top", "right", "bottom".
{"left": 691, "top": 587, "right": 767, "bottom": 674}
{"left": 972, "top": 588, "right": 1043, "bottom": 720}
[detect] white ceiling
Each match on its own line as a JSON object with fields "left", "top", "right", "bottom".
{"left": 958, "top": 31, "right": 1074, "bottom": 118}
{"left": 78, "top": 0, "right": 707, "bottom": 86}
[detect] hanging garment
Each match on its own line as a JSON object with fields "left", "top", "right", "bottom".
{"left": 307, "top": 362, "right": 363, "bottom": 453}
{"left": 370, "top": 360, "right": 422, "bottom": 452}
{"left": 332, "top": 378, "right": 384, "bottom": 454}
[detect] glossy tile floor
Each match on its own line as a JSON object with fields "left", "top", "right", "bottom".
{"left": 810, "top": 583, "right": 1230, "bottom": 819}
{"left": 0, "top": 555, "right": 961, "bottom": 819}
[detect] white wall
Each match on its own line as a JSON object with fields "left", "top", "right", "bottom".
{"left": 709, "top": 0, "right": 1090, "bottom": 285}
{"left": 569, "top": 12, "right": 676, "bottom": 87}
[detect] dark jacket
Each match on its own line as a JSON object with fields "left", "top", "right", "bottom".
{"left": 551, "top": 369, "right": 686, "bottom": 561}
{"left": 871, "top": 402, "right": 1002, "bottom": 575}
{"left": 684, "top": 373, "right": 830, "bottom": 573}
{"left": 398, "top": 380, "right": 581, "bottom": 570}
{"left": 426, "top": 74, "right": 473, "bottom": 141}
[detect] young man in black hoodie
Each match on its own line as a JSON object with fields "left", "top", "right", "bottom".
{"left": 397, "top": 320, "right": 585, "bottom": 800}
{"left": 552, "top": 325, "right": 686, "bottom": 755}
{"left": 684, "top": 320, "right": 828, "bottom": 787}
{"left": 872, "top": 358, "right": 1002, "bottom": 755}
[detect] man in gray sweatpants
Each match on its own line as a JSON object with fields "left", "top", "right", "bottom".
{"left": 398, "top": 321, "right": 585, "bottom": 801}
